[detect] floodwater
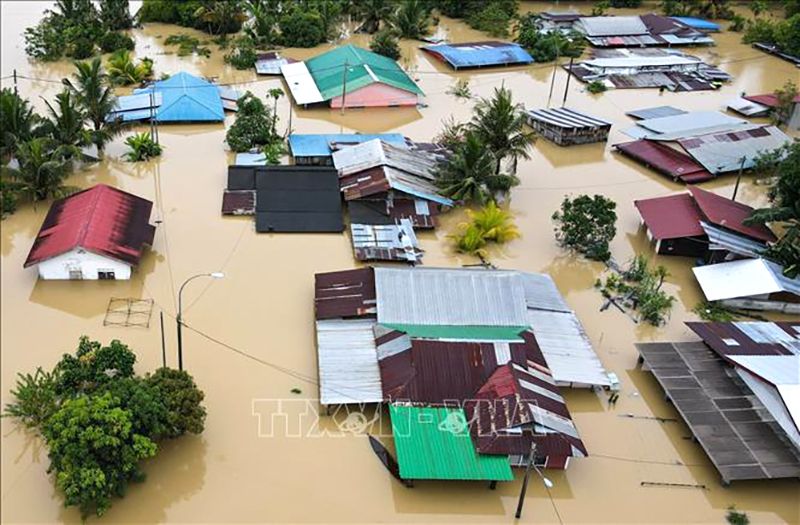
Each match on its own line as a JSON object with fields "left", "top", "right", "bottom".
{"left": 1, "top": 1, "right": 799, "bottom": 523}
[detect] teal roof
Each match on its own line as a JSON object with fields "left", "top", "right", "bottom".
{"left": 390, "top": 405, "right": 515, "bottom": 481}
{"left": 305, "top": 45, "right": 423, "bottom": 101}
{"left": 381, "top": 324, "right": 528, "bottom": 341}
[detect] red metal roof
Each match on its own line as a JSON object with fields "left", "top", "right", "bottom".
{"left": 743, "top": 94, "right": 800, "bottom": 108}
{"left": 615, "top": 139, "right": 714, "bottom": 183}
{"left": 688, "top": 187, "right": 777, "bottom": 243}
{"left": 314, "top": 268, "right": 376, "bottom": 320}
{"left": 634, "top": 193, "right": 705, "bottom": 240}
{"left": 686, "top": 322, "right": 796, "bottom": 358}
{"left": 24, "top": 184, "right": 155, "bottom": 268}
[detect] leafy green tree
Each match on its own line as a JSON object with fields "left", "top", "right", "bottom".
{"left": 370, "top": 29, "right": 402, "bottom": 60}
{"left": 0, "top": 89, "right": 44, "bottom": 160}
{"left": 193, "top": 0, "right": 249, "bottom": 35}
{"left": 587, "top": 80, "right": 607, "bottom": 94}
{"left": 516, "top": 15, "right": 585, "bottom": 62}
{"left": 786, "top": 0, "right": 800, "bottom": 18}
{"left": 226, "top": 92, "right": 281, "bottom": 152}
{"left": 63, "top": 58, "right": 123, "bottom": 156}
{"left": 24, "top": 0, "right": 104, "bottom": 60}
{"left": 279, "top": 8, "right": 327, "bottom": 47}
{"left": 0, "top": 138, "right": 76, "bottom": 202}
{"left": 552, "top": 194, "right": 617, "bottom": 262}
{"left": 464, "top": 201, "right": 520, "bottom": 244}
{"left": 434, "top": 117, "right": 468, "bottom": 150}
{"left": 597, "top": 255, "right": 675, "bottom": 326}
{"left": 53, "top": 337, "right": 137, "bottom": 397}
{"left": 268, "top": 88, "right": 284, "bottom": 136}
{"left": 99, "top": 0, "right": 133, "bottom": 30}
{"left": 592, "top": 0, "right": 611, "bottom": 16}
{"left": 244, "top": 0, "right": 280, "bottom": 45}
{"left": 5, "top": 368, "right": 62, "bottom": 428}
{"left": 1, "top": 179, "right": 19, "bottom": 217}
{"left": 103, "top": 377, "right": 170, "bottom": 438}
{"left": 660, "top": 0, "right": 694, "bottom": 17}
{"left": 354, "top": 0, "right": 396, "bottom": 33}
{"left": 43, "top": 392, "right": 157, "bottom": 518}
{"left": 146, "top": 368, "right": 207, "bottom": 438}
{"left": 308, "top": 0, "right": 345, "bottom": 39}
{"left": 469, "top": 86, "right": 536, "bottom": 174}
{"left": 224, "top": 35, "right": 258, "bottom": 69}
{"left": 99, "top": 31, "right": 136, "bottom": 53}
{"left": 467, "top": 1, "right": 516, "bottom": 37}
{"left": 609, "top": 0, "right": 642, "bottom": 6}
{"left": 772, "top": 80, "right": 799, "bottom": 127}
{"left": 391, "top": 0, "right": 431, "bottom": 39}
{"left": 750, "top": 0, "right": 768, "bottom": 17}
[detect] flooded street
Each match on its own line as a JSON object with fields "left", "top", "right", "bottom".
{"left": 2, "top": 1, "right": 799, "bottom": 523}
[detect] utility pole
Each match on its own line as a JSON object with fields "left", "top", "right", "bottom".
{"left": 547, "top": 46, "right": 561, "bottom": 108}
{"left": 732, "top": 156, "right": 746, "bottom": 202}
{"left": 562, "top": 56, "right": 574, "bottom": 107}
{"left": 160, "top": 311, "right": 167, "bottom": 368}
{"left": 515, "top": 442, "right": 537, "bottom": 519}
{"left": 13, "top": 69, "right": 18, "bottom": 96}
{"left": 340, "top": 59, "right": 348, "bottom": 115}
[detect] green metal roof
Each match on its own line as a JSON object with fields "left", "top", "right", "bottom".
{"left": 381, "top": 324, "right": 528, "bottom": 341}
{"left": 305, "top": 44, "right": 423, "bottom": 101}
{"left": 389, "top": 405, "right": 515, "bottom": 481}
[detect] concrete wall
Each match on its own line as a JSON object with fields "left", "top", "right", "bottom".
{"left": 36, "top": 248, "right": 132, "bottom": 280}
{"left": 330, "top": 83, "right": 418, "bottom": 108}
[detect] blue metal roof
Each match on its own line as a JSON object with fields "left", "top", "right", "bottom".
{"left": 234, "top": 153, "right": 267, "bottom": 166}
{"left": 288, "top": 134, "right": 406, "bottom": 158}
{"left": 136, "top": 72, "right": 225, "bottom": 122}
{"left": 671, "top": 17, "right": 721, "bottom": 31}
{"left": 422, "top": 42, "right": 534, "bottom": 69}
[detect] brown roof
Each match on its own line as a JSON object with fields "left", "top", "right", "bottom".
{"left": 615, "top": 139, "right": 714, "bottom": 183}
{"left": 634, "top": 193, "right": 705, "bottom": 240}
{"left": 688, "top": 187, "right": 777, "bottom": 243}
{"left": 314, "top": 268, "right": 376, "bottom": 320}
{"left": 686, "top": 322, "right": 799, "bottom": 358}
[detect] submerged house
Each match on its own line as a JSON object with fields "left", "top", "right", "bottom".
{"left": 281, "top": 44, "right": 423, "bottom": 108}
{"left": 525, "top": 107, "right": 612, "bottom": 146}
{"left": 634, "top": 186, "right": 776, "bottom": 259}
{"left": 421, "top": 42, "right": 534, "bottom": 69}
{"left": 577, "top": 15, "right": 714, "bottom": 47}
{"left": 24, "top": 185, "right": 155, "bottom": 280}
{"left": 314, "top": 267, "right": 611, "bottom": 474}
{"left": 288, "top": 133, "right": 407, "bottom": 165}
{"left": 693, "top": 259, "right": 800, "bottom": 314}
{"left": 728, "top": 92, "right": 800, "bottom": 131}
{"left": 254, "top": 51, "right": 297, "bottom": 75}
{"left": 637, "top": 322, "right": 800, "bottom": 484}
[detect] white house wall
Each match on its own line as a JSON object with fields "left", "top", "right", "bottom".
{"left": 36, "top": 248, "right": 132, "bottom": 280}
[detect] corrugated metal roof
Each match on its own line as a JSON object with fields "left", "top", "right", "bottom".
{"left": 631, "top": 111, "right": 747, "bottom": 139}
{"left": 579, "top": 16, "right": 648, "bottom": 37}
{"left": 421, "top": 41, "right": 533, "bottom": 69}
{"left": 727, "top": 97, "right": 771, "bottom": 117}
{"left": 520, "top": 273, "right": 571, "bottom": 312}
{"left": 671, "top": 17, "right": 720, "bottom": 31}
{"left": 374, "top": 267, "right": 529, "bottom": 326}
{"left": 234, "top": 153, "right": 267, "bottom": 166}
{"left": 736, "top": 368, "right": 800, "bottom": 451}
{"left": 729, "top": 355, "right": 800, "bottom": 386}
{"left": 701, "top": 222, "right": 767, "bottom": 258}
{"left": 744, "top": 93, "right": 800, "bottom": 108}
{"left": 289, "top": 134, "right": 406, "bottom": 158}
{"left": 615, "top": 139, "right": 714, "bottom": 183}
{"left": 525, "top": 107, "right": 612, "bottom": 129}
{"left": 255, "top": 54, "right": 297, "bottom": 75}
{"left": 379, "top": 324, "right": 527, "bottom": 341}
{"left": 689, "top": 187, "right": 776, "bottom": 243}
{"left": 585, "top": 55, "right": 699, "bottom": 69}
{"left": 221, "top": 190, "right": 255, "bottom": 216}
{"left": 281, "top": 61, "right": 324, "bottom": 105}
{"left": 136, "top": 72, "right": 224, "bottom": 122}
{"left": 626, "top": 106, "right": 687, "bottom": 120}
{"left": 686, "top": 321, "right": 799, "bottom": 358}
{"left": 109, "top": 92, "right": 162, "bottom": 121}
{"left": 634, "top": 193, "right": 705, "bottom": 240}
{"left": 350, "top": 220, "right": 422, "bottom": 262}
{"left": 333, "top": 139, "right": 438, "bottom": 179}
{"left": 679, "top": 126, "right": 792, "bottom": 174}
{"left": 314, "top": 268, "right": 377, "bottom": 320}
{"left": 340, "top": 165, "right": 452, "bottom": 206}
{"left": 693, "top": 259, "right": 800, "bottom": 302}
{"left": 527, "top": 309, "right": 611, "bottom": 387}
{"left": 25, "top": 185, "right": 155, "bottom": 268}
{"left": 389, "top": 404, "right": 515, "bottom": 481}
{"left": 315, "top": 319, "right": 383, "bottom": 405}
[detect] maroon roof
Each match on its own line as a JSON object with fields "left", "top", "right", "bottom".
{"left": 688, "top": 187, "right": 777, "bottom": 243}
{"left": 24, "top": 184, "right": 155, "bottom": 268}
{"left": 340, "top": 166, "right": 392, "bottom": 200}
{"left": 615, "top": 140, "right": 714, "bottom": 183}
{"left": 314, "top": 268, "right": 376, "bottom": 320}
{"left": 686, "top": 322, "right": 798, "bottom": 358}
{"left": 743, "top": 93, "right": 800, "bottom": 108}
{"left": 388, "top": 197, "right": 441, "bottom": 229}
{"left": 634, "top": 193, "right": 705, "bottom": 240}
{"left": 221, "top": 190, "right": 255, "bottom": 215}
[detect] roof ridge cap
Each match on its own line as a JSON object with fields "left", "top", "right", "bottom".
{"left": 76, "top": 185, "right": 107, "bottom": 248}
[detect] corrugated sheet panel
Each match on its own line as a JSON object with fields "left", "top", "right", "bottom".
{"left": 389, "top": 404, "right": 515, "bottom": 481}
{"left": 679, "top": 126, "right": 792, "bottom": 174}
{"left": 281, "top": 61, "right": 324, "bottom": 105}
{"left": 340, "top": 165, "right": 452, "bottom": 206}
{"left": 729, "top": 355, "right": 800, "bottom": 386}
{"left": 374, "top": 267, "right": 529, "bottom": 326}
{"left": 289, "top": 134, "right": 406, "bottom": 158}
{"left": 701, "top": 222, "right": 767, "bottom": 258}
{"left": 314, "top": 268, "right": 377, "bottom": 320}
{"left": 579, "top": 16, "right": 648, "bottom": 37}
{"left": 520, "top": 273, "right": 570, "bottom": 312}
{"left": 421, "top": 41, "right": 533, "bottom": 69}
{"left": 137, "top": 72, "right": 224, "bottom": 122}
{"left": 316, "top": 319, "right": 383, "bottom": 405}
{"left": 255, "top": 56, "right": 297, "bottom": 75}
{"left": 635, "top": 111, "right": 747, "bottom": 137}
{"left": 686, "top": 322, "right": 798, "bottom": 358}
{"left": 525, "top": 107, "right": 612, "bottom": 129}
{"left": 693, "top": 259, "right": 792, "bottom": 301}
{"left": 350, "top": 220, "right": 422, "bottom": 262}
{"left": 221, "top": 190, "right": 255, "bottom": 216}
{"left": 689, "top": 187, "right": 776, "bottom": 243}
{"left": 626, "top": 105, "right": 687, "bottom": 120}
{"left": 736, "top": 368, "right": 800, "bottom": 450}
{"left": 671, "top": 17, "right": 720, "bottom": 31}
{"left": 527, "top": 310, "right": 611, "bottom": 387}
{"left": 634, "top": 193, "right": 705, "bottom": 240}
{"left": 727, "top": 97, "right": 771, "bottom": 117}
{"left": 615, "top": 139, "right": 714, "bottom": 182}
{"left": 333, "top": 139, "right": 438, "bottom": 179}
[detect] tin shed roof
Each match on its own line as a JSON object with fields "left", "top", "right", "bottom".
{"left": 315, "top": 319, "right": 383, "bottom": 405}
{"left": 670, "top": 17, "right": 721, "bottom": 31}
{"left": 314, "top": 268, "right": 377, "bottom": 320}
{"left": 389, "top": 404, "right": 515, "bottom": 481}
{"left": 693, "top": 259, "right": 800, "bottom": 302}
{"left": 25, "top": 184, "right": 155, "bottom": 268}
{"left": 626, "top": 106, "right": 687, "bottom": 120}
{"left": 579, "top": 16, "right": 648, "bottom": 37}
{"left": 686, "top": 322, "right": 800, "bottom": 358}
{"left": 615, "top": 140, "right": 714, "bottom": 183}
{"left": 525, "top": 107, "right": 612, "bottom": 129}
{"left": 333, "top": 139, "right": 438, "bottom": 179}
{"left": 289, "top": 134, "right": 406, "bottom": 158}
{"left": 421, "top": 41, "right": 533, "bottom": 69}
{"left": 281, "top": 61, "right": 325, "bottom": 105}
{"left": 634, "top": 193, "right": 705, "bottom": 240}
{"left": 136, "top": 72, "right": 224, "bottom": 122}
{"left": 679, "top": 126, "right": 792, "bottom": 174}
{"left": 701, "top": 222, "right": 767, "bottom": 258}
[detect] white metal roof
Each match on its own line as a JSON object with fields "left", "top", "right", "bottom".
{"left": 693, "top": 259, "right": 800, "bottom": 301}
{"left": 729, "top": 355, "right": 800, "bottom": 386}
{"left": 727, "top": 96, "right": 771, "bottom": 117}
{"left": 679, "top": 125, "right": 791, "bottom": 174}
{"left": 315, "top": 319, "right": 383, "bottom": 405}
{"left": 585, "top": 55, "right": 699, "bottom": 69}
{"left": 700, "top": 222, "right": 767, "bottom": 258}
{"left": 579, "top": 16, "right": 648, "bottom": 37}
{"left": 333, "top": 139, "right": 438, "bottom": 179}
{"left": 520, "top": 273, "right": 571, "bottom": 313}
{"left": 637, "top": 111, "right": 745, "bottom": 135}
{"left": 281, "top": 61, "right": 324, "bottom": 105}
{"left": 735, "top": 367, "right": 800, "bottom": 451}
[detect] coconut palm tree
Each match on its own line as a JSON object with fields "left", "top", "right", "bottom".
{"left": 464, "top": 201, "right": 520, "bottom": 244}
{"left": 469, "top": 86, "right": 536, "bottom": 174}
{"left": 391, "top": 0, "right": 431, "bottom": 40}
{"left": 354, "top": 0, "right": 396, "bottom": 33}
{"left": 0, "top": 138, "right": 75, "bottom": 202}
{"left": 41, "top": 90, "right": 92, "bottom": 160}
{"left": 435, "top": 132, "right": 515, "bottom": 205}
{"left": 107, "top": 50, "right": 154, "bottom": 86}
{"left": 0, "top": 88, "right": 44, "bottom": 160}
{"left": 63, "top": 58, "right": 123, "bottom": 156}
{"left": 244, "top": 0, "right": 280, "bottom": 45}
{"left": 194, "top": 0, "right": 249, "bottom": 35}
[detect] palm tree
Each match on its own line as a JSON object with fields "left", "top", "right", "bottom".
{"left": 194, "top": 0, "right": 249, "bottom": 35}
{"left": 354, "top": 0, "right": 396, "bottom": 33}
{"left": 244, "top": 0, "right": 280, "bottom": 45}
{"left": 0, "top": 88, "right": 44, "bottom": 160}
{"left": 268, "top": 88, "right": 284, "bottom": 135}
{"left": 63, "top": 58, "right": 123, "bottom": 156}
{"left": 41, "top": 90, "right": 92, "bottom": 160}
{"left": 391, "top": 0, "right": 431, "bottom": 40}
{"left": 469, "top": 86, "right": 536, "bottom": 174}
{"left": 0, "top": 138, "right": 75, "bottom": 202}
{"left": 464, "top": 201, "right": 520, "bottom": 244}
{"left": 107, "top": 50, "right": 154, "bottom": 86}
{"left": 435, "top": 132, "right": 499, "bottom": 205}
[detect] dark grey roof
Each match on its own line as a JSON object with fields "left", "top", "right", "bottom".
{"left": 525, "top": 107, "right": 612, "bottom": 129}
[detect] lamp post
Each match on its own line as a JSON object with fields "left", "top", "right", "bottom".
{"left": 177, "top": 272, "right": 224, "bottom": 371}
{"left": 515, "top": 442, "right": 555, "bottom": 519}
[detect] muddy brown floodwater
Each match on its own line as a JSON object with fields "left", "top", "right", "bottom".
{"left": 2, "top": 1, "right": 799, "bottom": 523}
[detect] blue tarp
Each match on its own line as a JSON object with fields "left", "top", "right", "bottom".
{"left": 422, "top": 42, "right": 534, "bottom": 69}
{"left": 135, "top": 72, "right": 225, "bottom": 122}
{"left": 288, "top": 134, "right": 406, "bottom": 158}
{"left": 671, "top": 17, "right": 721, "bottom": 32}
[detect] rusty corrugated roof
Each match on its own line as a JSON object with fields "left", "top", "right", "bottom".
{"left": 688, "top": 187, "right": 777, "bottom": 243}
{"left": 686, "top": 322, "right": 800, "bottom": 358}
{"left": 314, "top": 268, "right": 377, "bottom": 320}
{"left": 634, "top": 193, "right": 705, "bottom": 240}
{"left": 615, "top": 139, "right": 714, "bottom": 183}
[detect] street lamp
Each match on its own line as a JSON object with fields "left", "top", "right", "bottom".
{"left": 177, "top": 272, "right": 224, "bottom": 370}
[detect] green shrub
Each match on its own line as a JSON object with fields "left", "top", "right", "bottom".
{"left": 370, "top": 29, "right": 402, "bottom": 60}
{"left": 5, "top": 368, "right": 61, "bottom": 428}
{"left": 597, "top": 255, "right": 675, "bottom": 326}
{"left": 468, "top": 2, "right": 515, "bottom": 37}
{"left": 279, "top": 9, "right": 327, "bottom": 48}
{"left": 1, "top": 183, "right": 19, "bottom": 217}
{"left": 552, "top": 194, "right": 617, "bottom": 262}
{"left": 67, "top": 37, "right": 96, "bottom": 59}
{"left": 164, "top": 33, "right": 210, "bottom": 57}
{"left": 226, "top": 92, "right": 281, "bottom": 152}
{"left": 124, "top": 132, "right": 163, "bottom": 162}
{"left": 516, "top": 15, "right": 585, "bottom": 62}
{"left": 730, "top": 15, "right": 747, "bottom": 32}
{"left": 99, "top": 31, "right": 135, "bottom": 53}
{"left": 224, "top": 36, "right": 257, "bottom": 70}
{"left": 587, "top": 80, "right": 607, "bottom": 94}
{"left": 146, "top": 368, "right": 207, "bottom": 438}
{"left": 744, "top": 18, "right": 778, "bottom": 44}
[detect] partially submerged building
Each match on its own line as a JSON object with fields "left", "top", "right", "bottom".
{"left": 254, "top": 51, "right": 297, "bottom": 75}
{"left": 728, "top": 93, "right": 800, "bottom": 131}
{"left": 577, "top": 15, "right": 714, "bottom": 47}
{"left": 313, "top": 267, "right": 609, "bottom": 474}
{"left": 634, "top": 186, "right": 775, "bottom": 258}
{"left": 24, "top": 185, "right": 155, "bottom": 280}
{"left": 637, "top": 322, "right": 800, "bottom": 484}
{"left": 421, "top": 41, "right": 533, "bottom": 69}
{"left": 693, "top": 259, "right": 800, "bottom": 314}
{"left": 288, "top": 134, "right": 407, "bottom": 165}
{"left": 281, "top": 44, "right": 423, "bottom": 108}
{"left": 350, "top": 221, "right": 422, "bottom": 263}
{"left": 525, "top": 107, "right": 612, "bottom": 146}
